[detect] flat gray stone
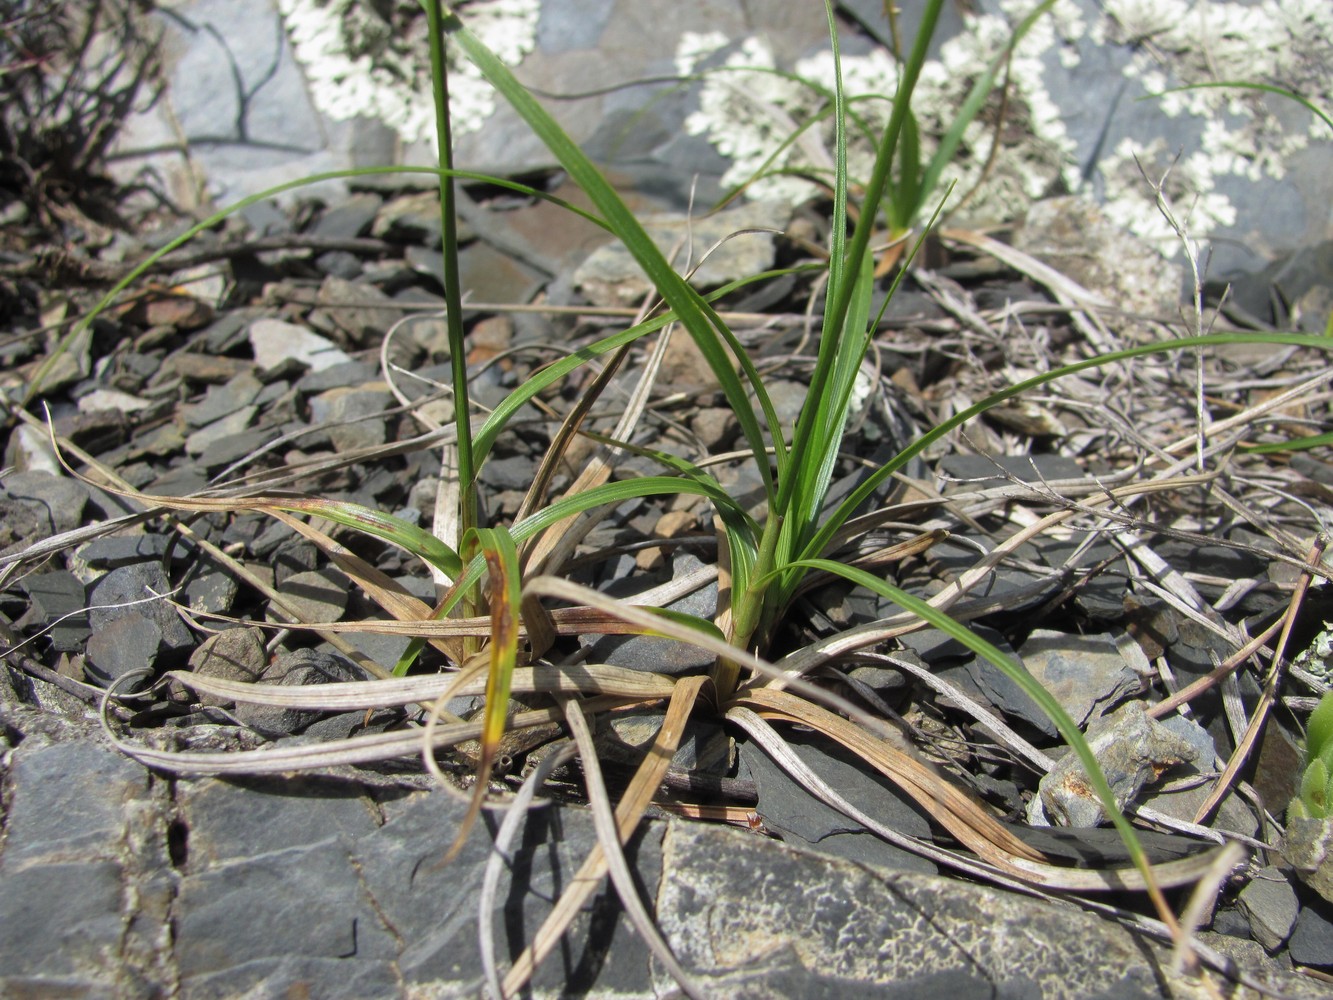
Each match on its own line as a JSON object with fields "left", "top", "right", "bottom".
{"left": 86, "top": 611, "right": 166, "bottom": 683}
{"left": 1289, "top": 904, "right": 1333, "bottom": 968}
{"left": 741, "top": 732, "right": 936, "bottom": 876}
{"left": 176, "top": 775, "right": 380, "bottom": 870}
{"left": 656, "top": 819, "right": 1165, "bottom": 999}
{"left": 0, "top": 861, "right": 126, "bottom": 983}
{"left": 181, "top": 370, "right": 265, "bottom": 428}
{"left": 1, "top": 469, "right": 89, "bottom": 536}
{"left": 187, "top": 627, "right": 268, "bottom": 707}
{"left": 174, "top": 839, "right": 395, "bottom": 980}
{"left": 310, "top": 192, "right": 382, "bottom": 240}
{"left": 87, "top": 562, "right": 194, "bottom": 657}
{"left": 1017, "top": 629, "right": 1142, "bottom": 729}
{"left": 249, "top": 317, "right": 353, "bottom": 373}
{"left": 2, "top": 740, "right": 148, "bottom": 866}
{"left": 18, "top": 570, "right": 89, "bottom": 652}
{"left": 1238, "top": 868, "right": 1299, "bottom": 951}
{"left": 307, "top": 383, "right": 393, "bottom": 453}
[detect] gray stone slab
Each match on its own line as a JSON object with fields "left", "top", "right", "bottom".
{"left": 656, "top": 819, "right": 1164, "bottom": 999}
{"left": 174, "top": 839, "right": 396, "bottom": 981}
{"left": 2, "top": 741, "right": 148, "bottom": 866}
{"left": 0, "top": 860, "right": 126, "bottom": 983}
{"left": 182, "top": 956, "right": 402, "bottom": 1000}
{"left": 176, "top": 774, "right": 382, "bottom": 869}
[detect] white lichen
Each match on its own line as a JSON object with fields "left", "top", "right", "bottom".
{"left": 276, "top": 0, "right": 539, "bottom": 142}
{"left": 680, "top": 0, "right": 1331, "bottom": 257}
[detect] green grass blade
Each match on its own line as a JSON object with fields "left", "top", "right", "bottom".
{"left": 425, "top": 0, "right": 477, "bottom": 538}
{"left": 780, "top": 0, "right": 945, "bottom": 518}
{"left": 443, "top": 9, "right": 777, "bottom": 506}
{"left": 803, "top": 331, "right": 1333, "bottom": 565}
{"left": 775, "top": 557, "right": 1160, "bottom": 888}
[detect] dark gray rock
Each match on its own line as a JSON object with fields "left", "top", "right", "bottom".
{"left": 656, "top": 819, "right": 1165, "bottom": 999}
{"left": 87, "top": 562, "right": 194, "bottom": 660}
{"left": 231, "top": 647, "right": 362, "bottom": 734}
{"left": 309, "top": 192, "right": 382, "bottom": 240}
{"left": 175, "top": 775, "right": 381, "bottom": 872}
{"left": 316, "top": 248, "right": 364, "bottom": 279}
{"left": 196, "top": 426, "right": 282, "bottom": 471}
{"left": 18, "top": 570, "right": 89, "bottom": 652}
{"left": 583, "top": 554, "right": 719, "bottom": 674}
{"left": 85, "top": 611, "right": 167, "bottom": 683}
{"left": 740, "top": 731, "right": 936, "bottom": 876}
{"left": 307, "top": 384, "right": 393, "bottom": 452}
{"left": 181, "top": 370, "right": 265, "bottom": 428}
{"left": 296, "top": 359, "right": 380, "bottom": 395}
{"left": 1237, "top": 868, "right": 1299, "bottom": 951}
{"left": 1, "top": 740, "right": 148, "bottom": 865}
{"left": 174, "top": 839, "right": 395, "bottom": 981}
{"left": 1288, "top": 903, "right": 1333, "bottom": 968}
{"left": 183, "top": 571, "right": 239, "bottom": 615}
{"left": 187, "top": 627, "right": 268, "bottom": 706}
{"left": 182, "top": 956, "right": 401, "bottom": 1000}
{"left": 0, "top": 861, "right": 126, "bottom": 985}
{"left": 268, "top": 567, "right": 349, "bottom": 625}
{"left": 1, "top": 469, "right": 89, "bottom": 536}
{"left": 75, "top": 533, "right": 173, "bottom": 570}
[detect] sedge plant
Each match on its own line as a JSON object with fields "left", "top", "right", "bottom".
{"left": 31, "top": 0, "right": 1333, "bottom": 993}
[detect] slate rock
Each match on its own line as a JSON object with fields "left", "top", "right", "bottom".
{"left": 175, "top": 774, "right": 381, "bottom": 871}
{"left": 4, "top": 421, "right": 62, "bottom": 475}
{"left": 0, "top": 861, "right": 126, "bottom": 985}
{"left": 312, "top": 274, "right": 404, "bottom": 344}
{"left": 232, "top": 647, "right": 361, "bottom": 734}
{"left": 309, "top": 191, "right": 381, "bottom": 240}
{"left": 182, "top": 956, "right": 401, "bottom": 1000}
{"left": 583, "top": 554, "right": 718, "bottom": 674}
{"left": 75, "top": 533, "right": 173, "bottom": 571}
{"left": 1237, "top": 867, "right": 1298, "bottom": 951}
{"left": 181, "top": 370, "right": 264, "bottom": 428}
{"left": 0, "top": 469, "right": 89, "bottom": 536}
{"left": 315, "top": 248, "right": 364, "bottom": 279}
{"left": 573, "top": 200, "right": 790, "bottom": 307}
{"left": 248, "top": 317, "right": 353, "bottom": 373}
{"left": 174, "top": 840, "right": 395, "bottom": 982}
{"left": 196, "top": 427, "right": 282, "bottom": 472}
{"left": 1016, "top": 629, "right": 1141, "bottom": 729}
{"left": 87, "top": 562, "right": 194, "bottom": 654}
{"left": 268, "top": 567, "right": 349, "bottom": 624}
{"left": 184, "top": 404, "right": 257, "bottom": 455}
{"left": 187, "top": 626, "right": 268, "bottom": 707}
{"left": 85, "top": 612, "right": 166, "bottom": 683}
{"left": 1283, "top": 816, "right": 1333, "bottom": 904}
{"left": 183, "top": 571, "right": 239, "bottom": 615}
{"left": 741, "top": 732, "right": 936, "bottom": 876}
{"left": 295, "top": 359, "right": 381, "bottom": 395}
{"left": 307, "top": 383, "right": 393, "bottom": 452}
{"left": 18, "top": 570, "right": 89, "bottom": 652}
{"left": 656, "top": 819, "right": 1169, "bottom": 999}
{"left": 1289, "top": 903, "right": 1333, "bottom": 968}
{"left": 1, "top": 740, "right": 148, "bottom": 865}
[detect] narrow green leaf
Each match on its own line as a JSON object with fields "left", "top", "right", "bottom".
{"left": 443, "top": 9, "right": 778, "bottom": 505}
{"left": 768, "top": 557, "right": 1166, "bottom": 888}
